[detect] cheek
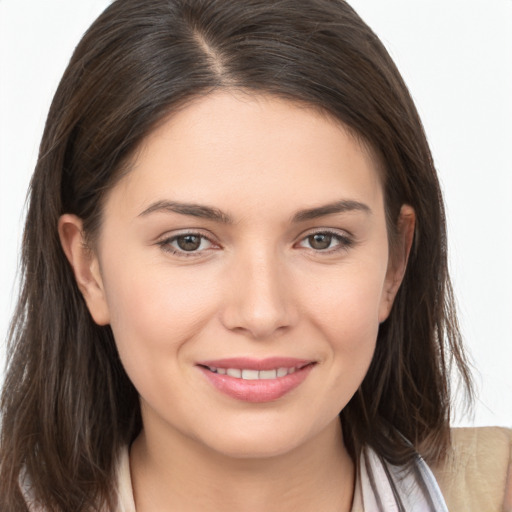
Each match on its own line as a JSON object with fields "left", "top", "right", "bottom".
{"left": 306, "top": 261, "right": 386, "bottom": 340}
{"left": 100, "top": 255, "right": 221, "bottom": 369}
{"left": 300, "top": 261, "right": 386, "bottom": 389}
{"left": 323, "top": 286, "right": 380, "bottom": 379}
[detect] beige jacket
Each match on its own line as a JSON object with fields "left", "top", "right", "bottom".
{"left": 430, "top": 427, "right": 512, "bottom": 512}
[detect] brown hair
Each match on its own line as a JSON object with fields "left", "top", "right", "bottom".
{"left": 0, "top": 0, "right": 472, "bottom": 510}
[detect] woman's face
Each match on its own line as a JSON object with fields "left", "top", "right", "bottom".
{"left": 64, "top": 91, "right": 411, "bottom": 459}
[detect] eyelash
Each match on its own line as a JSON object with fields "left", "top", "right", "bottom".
{"left": 156, "top": 229, "right": 354, "bottom": 257}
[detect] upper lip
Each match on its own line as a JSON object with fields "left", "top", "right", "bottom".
{"left": 196, "top": 357, "right": 314, "bottom": 371}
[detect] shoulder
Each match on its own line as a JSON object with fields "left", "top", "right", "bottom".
{"left": 430, "top": 427, "right": 512, "bottom": 512}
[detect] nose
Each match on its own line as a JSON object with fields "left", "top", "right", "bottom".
{"left": 220, "top": 248, "right": 298, "bottom": 340}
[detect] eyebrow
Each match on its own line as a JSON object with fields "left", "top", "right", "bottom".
{"left": 291, "top": 200, "right": 372, "bottom": 222}
{"left": 138, "top": 199, "right": 371, "bottom": 224}
{"left": 138, "top": 200, "right": 233, "bottom": 224}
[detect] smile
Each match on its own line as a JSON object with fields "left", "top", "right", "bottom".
{"left": 205, "top": 366, "right": 301, "bottom": 380}
{"left": 197, "top": 358, "right": 316, "bottom": 402}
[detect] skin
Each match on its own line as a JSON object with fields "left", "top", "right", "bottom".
{"left": 59, "top": 91, "right": 415, "bottom": 512}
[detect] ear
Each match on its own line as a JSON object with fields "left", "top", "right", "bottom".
{"left": 58, "top": 214, "right": 110, "bottom": 325}
{"left": 378, "top": 204, "right": 416, "bottom": 323}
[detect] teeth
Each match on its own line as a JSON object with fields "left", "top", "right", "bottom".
{"left": 241, "top": 369, "right": 259, "bottom": 380}
{"left": 277, "top": 367, "right": 288, "bottom": 377}
{"left": 209, "top": 366, "right": 302, "bottom": 379}
{"left": 259, "top": 370, "right": 277, "bottom": 380}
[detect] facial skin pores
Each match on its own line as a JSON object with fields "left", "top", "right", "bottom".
{"left": 60, "top": 91, "right": 413, "bottom": 512}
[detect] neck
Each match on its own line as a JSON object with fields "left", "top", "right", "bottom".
{"left": 130, "top": 418, "right": 354, "bottom": 512}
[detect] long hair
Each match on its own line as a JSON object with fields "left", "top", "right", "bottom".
{"left": 0, "top": 0, "right": 472, "bottom": 510}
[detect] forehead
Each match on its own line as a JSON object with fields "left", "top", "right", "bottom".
{"left": 105, "top": 91, "right": 384, "bottom": 220}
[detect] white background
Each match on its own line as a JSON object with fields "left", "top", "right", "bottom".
{"left": 1, "top": 0, "right": 511, "bottom": 427}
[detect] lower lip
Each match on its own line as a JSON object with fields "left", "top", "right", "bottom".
{"left": 198, "top": 364, "right": 314, "bottom": 403}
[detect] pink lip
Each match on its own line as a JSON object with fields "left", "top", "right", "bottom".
{"left": 197, "top": 357, "right": 315, "bottom": 403}
{"left": 198, "top": 357, "right": 311, "bottom": 371}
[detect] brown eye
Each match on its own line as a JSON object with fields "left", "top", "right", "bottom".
{"left": 297, "top": 231, "right": 354, "bottom": 254}
{"left": 176, "top": 234, "right": 202, "bottom": 251}
{"left": 307, "top": 233, "right": 333, "bottom": 250}
{"left": 158, "top": 232, "right": 216, "bottom": 256}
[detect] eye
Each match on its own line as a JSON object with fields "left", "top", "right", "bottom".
{"left": 297, "top": 230, "right": 353, "bottom": 252}
{"left": 157, "top": 232, "right": 217, "bottom": 256}
{"left": 174, "top": 234, "right": 204, "bottom": 251}
{"left": 306, "top": 233, "right": 335, "bottom": 250}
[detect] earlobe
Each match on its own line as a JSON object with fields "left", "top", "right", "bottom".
{"left": 378, "top": 205, "right": 416, "bottom": 322}
{"left": 58, "top": 214, "right": 111, "bottom": 325}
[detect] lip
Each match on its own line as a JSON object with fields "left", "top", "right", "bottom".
{"left": 198, "top": 357, "right": 312, "bottom": 371}
{"left": 197, "top": 357, "right": 315, "bottom": 403}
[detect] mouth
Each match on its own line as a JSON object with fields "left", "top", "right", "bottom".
{"left": 196, "top": 358, "right": 316, "bottom": 402}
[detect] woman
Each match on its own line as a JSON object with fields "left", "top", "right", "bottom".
{"left": 0, "top": 0, "right": 510, "bottom": 510}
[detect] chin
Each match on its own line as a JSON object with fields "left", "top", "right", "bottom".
{"left": 207, "top": 434, "right": 306, "bottom": 460}
{"left": 192, "top": 415, "right": 336, "bottom": 462}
